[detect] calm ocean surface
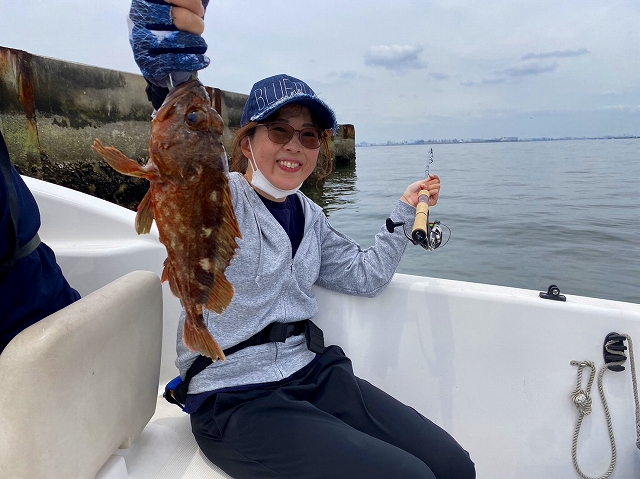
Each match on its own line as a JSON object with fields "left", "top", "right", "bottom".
{"left": 302, "top": 139, "right": 640, "bottom": 304}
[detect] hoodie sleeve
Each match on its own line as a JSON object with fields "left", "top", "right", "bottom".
{"left": 315, "top": 199, "right": 416, "bottom": 297}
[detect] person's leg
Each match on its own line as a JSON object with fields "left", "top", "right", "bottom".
{"left": 191, "top": 388, "right": 436, "bottom": 479}
{"left": 308, "top": 347, "right": 476, "bottom": 479}
{"left": 352, "top": 376, "right": 475, "bottom": 479}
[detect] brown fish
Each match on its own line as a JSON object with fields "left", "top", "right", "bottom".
{"left": 92, "top": 79, "right": 241, "bottom": 361}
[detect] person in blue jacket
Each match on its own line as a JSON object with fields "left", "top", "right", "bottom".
{"left": 129, "top": 1, "right": 475, "bottom": 478}
{"left": 0, "top": 129, "right": 80, "bottom": 353}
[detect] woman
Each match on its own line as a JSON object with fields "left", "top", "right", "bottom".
{"left": 130, "top": 2, "right": 475, "bottom": 477}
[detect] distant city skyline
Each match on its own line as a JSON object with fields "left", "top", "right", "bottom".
{"left": 357, "top": 134, "right": 640, "bottom": 147}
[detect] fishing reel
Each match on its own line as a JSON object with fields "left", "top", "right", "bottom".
{"left": 389, "top": 148, "right": 450, "bottom": 251}
{"left": 385, "top": 216, "right": 450, "bottom": 251}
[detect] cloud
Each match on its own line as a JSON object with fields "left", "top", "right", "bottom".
{"left": 521, "top": 48, "right": 590, "bottom": 60}
{"left": 459, "top": 43, "right": 593, "bottom": 89}
{"left": 324, "top": 70, "right": 359, "bottom": 83}
{"left": 364, "top": 45, "right": 427, "bottom": 72}
{"left": 481, "top": 76, "right": 506, "bottom": 84}
{"left": 461, "top": 59, "right": 558, "bottom": 86}
{"left": 461, "top": 76, "right": 506, "bottom": 87}
{"left": 429, "top": 72, "right": 450, "bottom": 81}
{"left": 502, "top": 59, "right": 559, "bottom": 77}
{"left": 597, "top": 104, "right": 640, "bottom": 112}
{"left": 462, "top": 47, "right": 589, "bottom": 86}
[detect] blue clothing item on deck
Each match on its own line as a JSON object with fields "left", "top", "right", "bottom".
{"left": 0, "top": 150, "right": 80, "bottom": 353}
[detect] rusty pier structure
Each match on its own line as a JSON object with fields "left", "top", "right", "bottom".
{"left": 0, "top": 46, "right": 355, "bottom": 210}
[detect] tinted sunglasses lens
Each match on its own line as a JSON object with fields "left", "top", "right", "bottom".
{"left": 267, "top": 124, "right": 294, "bottom": 144}
{"left": 265, "top": 123, "right": 322, "bottom": 149}
{"left": 299, "top": 129, "right": 321, "bottom": 149}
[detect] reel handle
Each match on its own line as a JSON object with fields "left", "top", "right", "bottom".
{"left": 386, "top": 218, "right": 404, "bottom": 233}
{"left": 411, "top": 189, "right": 430, "bottom": 242}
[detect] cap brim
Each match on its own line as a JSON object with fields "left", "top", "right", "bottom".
{"left": 249, "top": 93, "right": 337, "bottom": 131}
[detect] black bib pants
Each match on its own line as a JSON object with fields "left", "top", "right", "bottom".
{"left": 190, "top": 345, "right": 475, "bottom": 479}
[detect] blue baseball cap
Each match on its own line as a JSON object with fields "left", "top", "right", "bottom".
{"left": 240, "top": 74, "right": 337, "bottom": 131}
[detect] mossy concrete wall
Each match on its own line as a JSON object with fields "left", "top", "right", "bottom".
{"left": 334, "top": 124, "right": 355, "bottom": 167}
{"left": 0, "top": 46, "right": 355, "bottom": 210}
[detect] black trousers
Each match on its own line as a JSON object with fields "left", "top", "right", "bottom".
{"left": 191, "top": 345, "right": 475, "bottom": 479}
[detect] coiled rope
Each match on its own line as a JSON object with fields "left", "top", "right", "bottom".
{"left": 570, "top": 334, "right": 640, "bottom": 479}
{"left": 570, "top": 360, "right": 616, "bottom": 479}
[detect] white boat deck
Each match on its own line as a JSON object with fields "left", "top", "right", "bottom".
{"left": 104, "top": 393, "right": 232, "bottom": 479}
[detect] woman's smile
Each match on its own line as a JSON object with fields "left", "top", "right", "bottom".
{"left": 277, "top": 159, "right": 303, "bottom": 171}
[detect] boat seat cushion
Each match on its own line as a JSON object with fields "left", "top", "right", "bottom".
{"left": 0, "top": 270, "right": 163, "bottom": 478}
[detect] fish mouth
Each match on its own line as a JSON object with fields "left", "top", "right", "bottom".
{"left": 155, "top": 79, "right": 207, "bottom": 122}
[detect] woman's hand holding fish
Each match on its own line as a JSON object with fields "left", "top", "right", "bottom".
{"left": 401, "top": 175, "right": 441, "bottom": 207}
{"left": 129, "top": 0, "right": 210, "bottom": 86}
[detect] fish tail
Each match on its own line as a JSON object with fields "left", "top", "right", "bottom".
{"left": 184, "top": 320, "right": 226, "bottom": 361}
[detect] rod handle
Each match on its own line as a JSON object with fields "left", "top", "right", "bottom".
{"left": 411, "top": 189, "right": 430, "bottom": 242}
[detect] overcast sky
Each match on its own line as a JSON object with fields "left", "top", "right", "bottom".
{"left": 1, "top": 0, "right": 638, "bottom": 142}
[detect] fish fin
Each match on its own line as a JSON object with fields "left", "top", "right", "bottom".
{"left": 183, "top": 314, "right": 226, "bottom": 361}
{"left": 221, "top": 182, "right": 243, "bottom": 242}
{"left": 135, "top": 190, "right": 155, "bottom": 234}
{"left": 92, "top": 139, "right": 156, "bottom": 179}
{"left": 207, "top": 180, "right": 242, "bottom": 272}
{"left": 193, "top": 180, "right": 240, "bottom": 314}
{"left": 205, "top": 273, "right": 235, "bottom": 314}
{"left": 161, "top": 258, "right": 170, "bottom": 283}
{"left": 161, "top": 259, "right": 181, "bottom": 298}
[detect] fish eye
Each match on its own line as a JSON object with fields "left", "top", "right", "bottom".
{"left": 186, "top": 109, "right": 207, "bottom": 128}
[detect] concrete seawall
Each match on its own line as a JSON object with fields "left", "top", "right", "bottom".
{"left": 0, "top": 46, "right": 355, "bottom": 210}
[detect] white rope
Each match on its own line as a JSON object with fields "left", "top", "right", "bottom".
{"left": 621, "top": 334, "right": 640, "bottom": 449}
{"left": 569, "top": 334, "right": 640, "bottom": 479}
{"left": 570, "top": 360, "right": 617, "bottom": 479}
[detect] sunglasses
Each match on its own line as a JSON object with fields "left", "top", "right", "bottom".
{"left": 258, "top": 121, "right": 326, "bottom": 149}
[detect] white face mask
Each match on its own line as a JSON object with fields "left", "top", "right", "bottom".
{"left": 247, "top": 139, "right": 302, "bottom": 200}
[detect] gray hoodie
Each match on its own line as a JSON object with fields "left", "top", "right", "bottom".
{"left": 176, "top": 172, "right": 416, "bottom": 394}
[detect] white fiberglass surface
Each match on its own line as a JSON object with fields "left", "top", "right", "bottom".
{"left": 312, "top": 275, "right": 640, "bottom": 479}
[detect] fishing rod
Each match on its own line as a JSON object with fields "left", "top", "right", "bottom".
{"left": 386, "top": 148, "right": 450, "bottom": 251}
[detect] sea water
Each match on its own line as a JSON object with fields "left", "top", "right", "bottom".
{"left": 302, "top": 139, "right": 640, "bottom": 303}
